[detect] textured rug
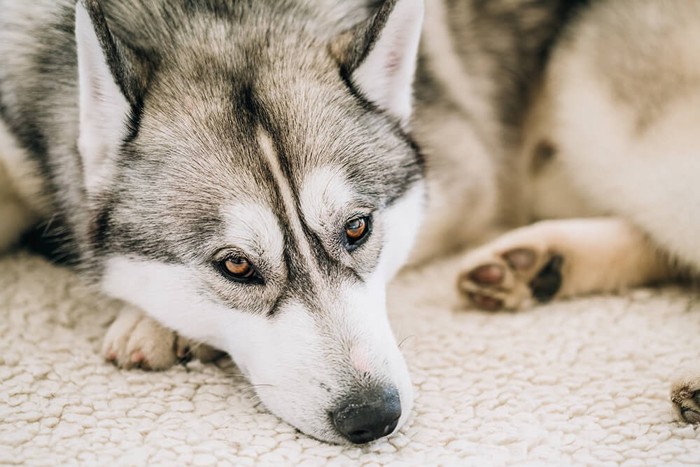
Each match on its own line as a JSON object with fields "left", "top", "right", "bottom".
{"left": 1, "top": 250, "right": 699, "bottom": 465}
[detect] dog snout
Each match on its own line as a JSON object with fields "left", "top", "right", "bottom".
{"left": 330, "top": 385, "right": 401, "bottom": 444}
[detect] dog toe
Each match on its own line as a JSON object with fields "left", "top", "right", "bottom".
{"left": 468, "top": 264, "right": 505, "bottom": 286}
{"left": 103, "top": 308, "right": 177, "bottom": 370}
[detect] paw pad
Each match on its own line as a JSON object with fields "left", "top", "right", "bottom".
{"left": 469, "top": 264, "right": 504, "bottom": 286}
{"left": 503, "top": 248, "right": 537, "bottom": 271}
{"left": 528, "top": 255, "right": 564, "bottom": 303}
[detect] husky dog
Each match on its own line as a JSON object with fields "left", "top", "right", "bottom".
{"left": 1, "top": 0, "right": 698, "bottom": 444}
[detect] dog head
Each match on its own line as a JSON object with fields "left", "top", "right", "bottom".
{"left": 76, "top": 0, "right": 425, "bottom": 444}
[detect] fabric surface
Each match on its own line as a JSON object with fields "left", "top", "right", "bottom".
{"left": 1, "top": 250, "right": 699, "bottom": 465}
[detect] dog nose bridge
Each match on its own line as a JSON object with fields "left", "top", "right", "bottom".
{"left": 285, "top": 248, "right": 356, "bottom": 317}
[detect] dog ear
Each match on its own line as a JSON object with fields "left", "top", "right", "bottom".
{"left": 334, "top": 0, "right": 424, "bottom": 128}
{"left": 75, "top": 0, "right": 151, "bottom": 195}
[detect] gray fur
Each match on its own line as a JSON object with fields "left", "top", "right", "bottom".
{"left": 0, "top": 0, "right": 420, "bottom": 269}
{"left": 0, "top": 0, "right": 584, "bottom": 268}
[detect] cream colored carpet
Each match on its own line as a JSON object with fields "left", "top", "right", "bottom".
{"left": 1, "top": 250, "right": 699, "bottom": 465}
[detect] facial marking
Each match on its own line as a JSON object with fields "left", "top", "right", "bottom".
{"left": 256, "top": 128, "right": 323, "bottom": 283}
{"left": 299, "top": 167, "right": 355, "bottom": 234}
{"left": 221, "top": 202, "right": 284, "bottom": 263}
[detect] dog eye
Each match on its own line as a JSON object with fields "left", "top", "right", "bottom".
{"left": 217, "top": 256, "right": 263, "bottom": 284}
{"left": 344, "top": 215, "right": 372, "bottom": 250}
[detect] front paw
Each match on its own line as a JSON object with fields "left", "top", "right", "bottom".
{"left": 102, "top": 306, "right": 223, "bottom": 370}
{"left": 671, "top": 374, "right": 700, "bottom": 424}
{"left": 457, "top": 242, "right": 564, "bottom": 311}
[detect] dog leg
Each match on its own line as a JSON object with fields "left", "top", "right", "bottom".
{"left": 103, "top": 305, "right": 224, "bottom": 370}
{"left": 457, "top": 218, "right": 674, "bottom": 311}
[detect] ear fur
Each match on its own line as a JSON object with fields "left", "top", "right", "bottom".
{"left": 75, "top": 0, "right": 149, "bottom": 195}
{"left": 336, "top": 0, "right": 424, "bottom": 128}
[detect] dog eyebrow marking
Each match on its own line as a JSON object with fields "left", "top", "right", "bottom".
{"left": 221, "top": 201, "right": 284, "bottom": 263}
{"left": 299, "top": 166, "right": 354, "bottom": 234}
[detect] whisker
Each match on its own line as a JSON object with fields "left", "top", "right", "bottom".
{"left": 398, "top": 334, "right": 416, "bottom": 349}
{"left": 41, "top": 214, "right": 58, "bottom": 236}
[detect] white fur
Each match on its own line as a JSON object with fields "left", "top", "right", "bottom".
{"left": 221, "top": 202, "right": 285, "bottom": 267}
{"left": 75, "top": 2, "right": 130, "bottom": 195}
{"left": 378, "top": 183, "right": 425, "bottom": 280}
{"left": 101, "top": 258, "right": 233, "bottom": 354}
{"left": 353, "top": 0, "right": 424, "bottom": 127}
{"left": 299, "top": 166, "right": 354, "bottom": 234}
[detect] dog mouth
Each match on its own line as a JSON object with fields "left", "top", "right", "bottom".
{"left": 247, "top": 374, "right": 410, "bottom": 444}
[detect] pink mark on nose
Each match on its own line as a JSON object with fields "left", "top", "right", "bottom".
{"left": 350, "top": 346, "right": 372, "bottom": 374}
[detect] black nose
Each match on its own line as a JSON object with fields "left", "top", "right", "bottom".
{"left": 331, "top": 386, "right": 402, "bottom": 444}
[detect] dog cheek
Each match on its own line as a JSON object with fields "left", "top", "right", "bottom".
{"left": 379, "top": 183, "right": 426, "bottom": 279}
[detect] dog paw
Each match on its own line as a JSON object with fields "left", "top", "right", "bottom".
{"left": 671, "top": 375, "right": 700, "bottom": 424}
{"left": 102, "top": 307, "right": 223, "bottom": 370}
{"left": 457, "top": 243, "right": 564, "bottom": 311}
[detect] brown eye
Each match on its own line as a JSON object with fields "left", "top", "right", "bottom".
{"left": 218, "top": 255, "right": 262, "bottom": 284}
{"left": 344, "top": 216, "right": 372, "bottom": 250}
{"left": 225, "top": 257, "right": 252, "bottom": 276}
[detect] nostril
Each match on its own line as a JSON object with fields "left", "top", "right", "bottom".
{"left": 331, "top": 385, "right": 402, "bottom": 444}
{"left": 350, "top": 429, "right": 370, "bottom": 440}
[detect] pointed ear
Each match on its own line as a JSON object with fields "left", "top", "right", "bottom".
{"left": 75, "top": 0, "right": 149, "bottom": 195}
{"left": 335, "top": 0, "right": 424, "bottom": 128}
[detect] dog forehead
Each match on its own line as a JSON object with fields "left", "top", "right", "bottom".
{"left": 131, "top": 49, "right": 419, "bottom": 225}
